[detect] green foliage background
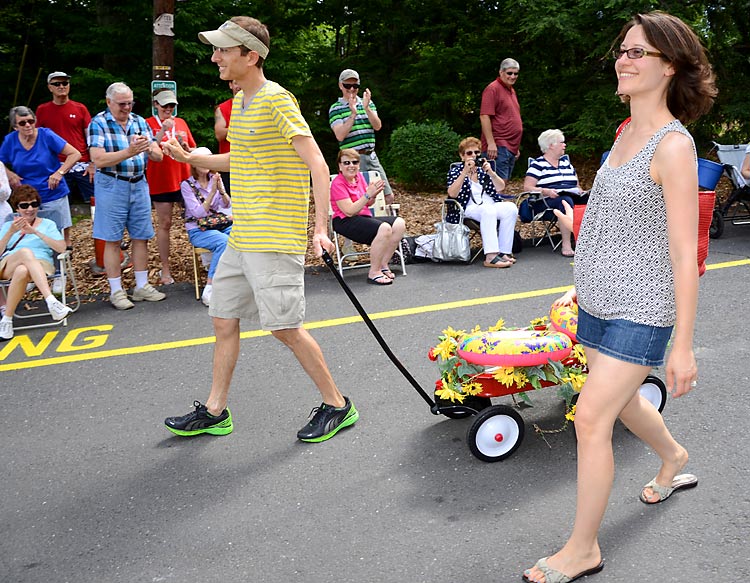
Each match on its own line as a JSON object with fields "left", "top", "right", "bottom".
{"left": 1, "top": 0, "right": 748, "bottom": 183}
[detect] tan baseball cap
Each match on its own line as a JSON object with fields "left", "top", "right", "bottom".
{"left": 154, "top": 90, "right": 178, "bottom": 106}
{"left": 339, "top": 69, "right": 360, "bottom": 83}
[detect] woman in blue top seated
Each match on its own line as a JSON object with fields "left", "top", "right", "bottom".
{"left": 0, "top": 185, "right": 72, "bottom": 341}
{"left": 524, "top": 129, "right": 585, "bottom": 257}
{"left": 0, "top": 106, "right": 81, "bottom": 247}
{"left": 446, "top": 136, "right": 518, "bottom": 268}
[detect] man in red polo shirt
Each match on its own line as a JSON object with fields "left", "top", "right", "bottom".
{"left": 480, "top": 58, "right": 523, "bottom": 181}
{"left": 36, "top": 71, "right": 95, "bottom": 204}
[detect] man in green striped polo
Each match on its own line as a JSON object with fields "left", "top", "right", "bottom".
{"left": 329, "top": 69, "right": 393, "bottom": 199}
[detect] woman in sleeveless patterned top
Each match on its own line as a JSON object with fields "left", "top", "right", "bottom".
{"left": 523, "top": 12, "right": 716, "bottom": 583}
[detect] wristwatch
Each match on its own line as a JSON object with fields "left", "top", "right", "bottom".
{"left": 57, "top": 169, "right": 67, "bottom": 175}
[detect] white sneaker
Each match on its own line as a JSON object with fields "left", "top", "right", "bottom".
{"left": 111, "top": 289, "right": 134, "bottom": 310}
{"left": 0, "top": 319, "right": 13, "bottom": 340}
{"left": 132, "top": 283, "right": 166, "bottom": 302}
{"left": 47, "top": 298, "right": 72, "bottom": 321}
{"left": 201, "top": 284, "right": 212, "bottom": 307}
{"left": 52, "top": 276, "right": 64, "bottom": 296}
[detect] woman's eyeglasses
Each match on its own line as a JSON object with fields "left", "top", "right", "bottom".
{"left": 17, "top": 201, "right": 41, "bottom": 209}
{"left": 463, "top": 150, "right": 482, "bottom": 156}
{"left": 612, "top": 48, "right": 664, "bottom": 60}
{"left": 342, "top": 83, "right": 360, "bottom": 90}
{"left": 17, "top": 119, "right": 35, "bottom": 127}
{"left": 341, "top": 160, "right": 360, "bottom": 166}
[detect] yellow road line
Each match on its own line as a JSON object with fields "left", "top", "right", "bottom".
{"left": 1, "top": 285, "right": 571, "bottom": 371}
{"left": 2, "top": 258, "right": 747, "bottom": 372}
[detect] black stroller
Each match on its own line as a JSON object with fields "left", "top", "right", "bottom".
{"left": 709, "top": 142, "right": 750, "bottom": 238}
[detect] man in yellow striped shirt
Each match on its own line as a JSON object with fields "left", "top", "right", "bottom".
{"left": 162, "top": 16, "right": 358, "bottom": 443}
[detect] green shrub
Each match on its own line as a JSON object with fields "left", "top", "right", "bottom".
{"left": 383, "top": 121, "right": 460, "bottom": 190}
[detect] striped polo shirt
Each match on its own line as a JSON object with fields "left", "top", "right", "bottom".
{"left": 328, "top": 97, "right": 377, "bottom": 151}
{"left": 227, "top": 81, "right": 313, "bottom": 254}
{"left": 525, "top": 154, "right": 579, "bottom": 190}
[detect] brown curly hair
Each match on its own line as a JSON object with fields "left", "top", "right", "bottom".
{"left": 615, "top": 11, "right": 717, "bottom": 124}
{"left": 9, "top": 185, "right": 42, "bottom": 209}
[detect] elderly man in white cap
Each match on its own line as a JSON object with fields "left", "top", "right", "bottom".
{"left": 328, "top": 68, "right": 392, "bottom": 199}
{"left": 161, "top": 16, "right": 359, "bottom": 444}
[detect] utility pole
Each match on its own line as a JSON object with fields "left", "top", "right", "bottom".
{"left": 151, "top": 0, "right": 176, "bottom": 115}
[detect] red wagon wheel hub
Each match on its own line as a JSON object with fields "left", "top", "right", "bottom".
{"left": 494, "top": 433, "right": 504, "bottom": 442}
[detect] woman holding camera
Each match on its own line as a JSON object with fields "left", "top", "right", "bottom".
{"left": 446, "top": 136, "right": 518, "bottom": 268}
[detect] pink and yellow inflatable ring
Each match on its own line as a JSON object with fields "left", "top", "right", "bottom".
{"left": 457, "top": 330, "right": 573, "bottom": 367}
{"left": 549, "top": 302, "right": 578, "bottom": 342}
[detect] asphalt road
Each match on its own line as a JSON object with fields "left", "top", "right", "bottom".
{"left": 1, "top": 221, "right": 749, "bottom": 583}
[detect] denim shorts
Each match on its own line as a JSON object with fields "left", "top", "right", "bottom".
{"left": 93, "top": 173, "right": 154, "bottom": 241}
{"left": 41, "top": 195, "right": 73, "bottom": 231}
{"left": 576, "top": 307, "right": 673, "bottom": 367}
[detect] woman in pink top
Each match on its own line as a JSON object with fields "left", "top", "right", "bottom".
{"left": 330, "top": 148, "right": 405, "bottom": 285}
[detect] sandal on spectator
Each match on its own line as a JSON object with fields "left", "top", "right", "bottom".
{"left": 381, "top": 269, "right": 396, "bottom": 280}
{"left": 367, "top": 274, "right": 392, "bottom": 285}
{"left": 484, "top": 255, "right": 512, "bottom": 268}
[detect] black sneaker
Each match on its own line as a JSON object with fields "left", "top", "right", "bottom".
{"left": 164, "top": 401, "right": 233, "bottom": 436}
{"left": 297, "top": 396, "right": 359, "bottom": 442}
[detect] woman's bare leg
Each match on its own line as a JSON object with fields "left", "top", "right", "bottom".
{"left": 524, "top": 349, "right": 651, "bottom": 582}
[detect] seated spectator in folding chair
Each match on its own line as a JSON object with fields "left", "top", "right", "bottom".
{"left": 180, "top": 147, "right": 232, "bottom": 307}
{"left": 446, "top": 136, "right": 518, "bottom": 268}
{"left": 0, "top": 185, "right": 72, "bottom": 340}
{"left": 330, "top": 148, "right": 405, "bottom": 286}
{"left": 524, "top": 129, "right": 583, "bottom": 257}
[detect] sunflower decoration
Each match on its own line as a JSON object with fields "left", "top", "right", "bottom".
{"left": 430, "top": 315, "right": 589, "bottom": 421}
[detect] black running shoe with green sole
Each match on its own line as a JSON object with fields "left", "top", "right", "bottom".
{"left": 297, "top": 396, "right": 359, "bottom": 442}
{"left": 164, "top": 401, "right": 233, "bottom": 436}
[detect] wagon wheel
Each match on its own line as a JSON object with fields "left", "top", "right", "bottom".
{"left": 466, "top": 405, "right": 525, "bottom": 462}
{"left": 639, "top": 375, "right": 667, "bottom": 413}
{"left": 436, "top": 395, "right": 492, "bottom": 419}
{"left": 709, "top": 209, "right": 724, "bottom": 239}
{"left": 569, "top": 375, "right": 666, "bottom": 415}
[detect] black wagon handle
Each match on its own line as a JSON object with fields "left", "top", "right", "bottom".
{"left": 321, "top": 251, "right": 441, "bottom": 411}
